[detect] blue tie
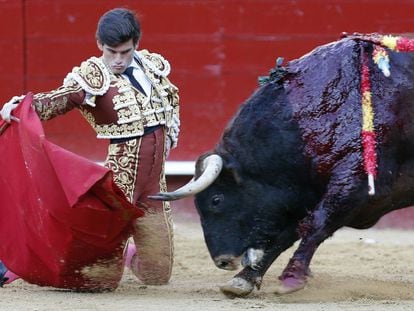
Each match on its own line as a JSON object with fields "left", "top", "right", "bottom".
{"left": 124, "top": 67, "right": 147, "bottom": 96}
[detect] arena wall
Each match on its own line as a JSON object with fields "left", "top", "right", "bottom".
{"left": 1, "top": 1, "right": 414, "bottom": 227}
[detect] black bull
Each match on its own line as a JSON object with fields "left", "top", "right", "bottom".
{"left": 151, "top": 34, "right": 414, "bottom": 296}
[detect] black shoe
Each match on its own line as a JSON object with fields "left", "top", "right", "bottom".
{"left": 0, "top": 261, "right": 9, "bottom": 287}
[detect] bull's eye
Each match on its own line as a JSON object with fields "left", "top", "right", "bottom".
{"left": 211, "top": 194, "right": 224, "bottom": 207}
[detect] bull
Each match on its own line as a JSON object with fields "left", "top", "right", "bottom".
{"left": 150, "top": 33, "right": 414, "bottom": 297}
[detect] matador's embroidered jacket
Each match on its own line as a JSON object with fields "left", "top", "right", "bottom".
{"left": 32, "top": 50, "right": 180, "bottom": 148}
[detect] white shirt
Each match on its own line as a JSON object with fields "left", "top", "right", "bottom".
{"left": 122, "top": 60, "right": 152, "bottom": 97}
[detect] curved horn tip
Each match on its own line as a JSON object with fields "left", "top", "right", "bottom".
{"left": 147, "top": 193, "right": 180, "bottom": 201}
{"left": 147, "top": 154, "right": 223, "bottom": 202}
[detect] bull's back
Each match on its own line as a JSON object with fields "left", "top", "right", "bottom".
{"left": 286, "top": 37, "right": 414, "bottom": 224}
{"left": 286, "top": 38, "right": 414, "bottom": 172}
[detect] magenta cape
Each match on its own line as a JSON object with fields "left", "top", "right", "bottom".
{"left": 0, "top": 94, "right": 143, "bottom": 290}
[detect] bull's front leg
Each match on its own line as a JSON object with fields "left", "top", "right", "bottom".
{"left": 220, "top": 267, "right": 263, "bottom": 297}
{"left": 276, "top": 180, "right": 363, "bottom": 294}
{"left": 219, "top": 249, "right": 280, "bottom": 297}
{"left": 275, "top": 209, "right": 331, "bottom": 294}
{"left": 220, "top": 227, "right": 298, "bottom": 297}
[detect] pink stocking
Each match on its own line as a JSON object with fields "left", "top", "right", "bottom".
{"left": 5, "top": 270, "right": 19, "bottom": 284}
{"left": 124, "top": 243, "right": 137, "bottom": 269}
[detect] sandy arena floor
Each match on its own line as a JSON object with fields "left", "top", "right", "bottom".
{"left": 1, "top": 217, "right": 414, "bottom": 311}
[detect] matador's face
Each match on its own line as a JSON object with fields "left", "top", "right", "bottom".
{"left": 97, "top": 39, "right": 137, "bottom": 74}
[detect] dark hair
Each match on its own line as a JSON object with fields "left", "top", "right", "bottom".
{"left": 96, "top": 8, "right": 141, "bottom": 46}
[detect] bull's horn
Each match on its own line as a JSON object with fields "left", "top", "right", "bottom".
{"left": 148, "top": 154, "right": 223, "bottom": 201}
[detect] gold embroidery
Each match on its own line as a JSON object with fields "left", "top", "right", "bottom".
{"left": 33, "top": 82, "right": 83, "bottom": 120}
{"left": 138, "top": 50, "right": 171, "bottom": 77}
{"left": 117, "top": 105, "right": 141, "bottom": 124}
{"left": 83, "top": 62, "right": 105, "bottom": 88}
{"left": 66, "top": 57, "right": 112, "bottom": 95}
{"left": 80, "top": 108, "right": 145, "bottom": 139}
{"left": 113, "top": 92, "right": 136, "bottom": 110}
{"left": 160, "top": 143, "right": 174, "bottom": 279}
{"left": 69, "top": 51, "right": 180, "bottom": 142}
{"left": 104, "top": 139, "right": 141, "bottom": 203}
{"left": 79, "top": 74, "right": 176, "bottom": 139}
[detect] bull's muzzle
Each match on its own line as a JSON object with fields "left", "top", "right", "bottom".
{"left": 213, "top": 255, "right": 240, "bottom": 271}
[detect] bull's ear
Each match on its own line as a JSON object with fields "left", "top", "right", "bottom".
{"left": 228, "top": 167, "right": 243, "bottom": 185}
{"left": 196, "top": 152, "right": 242, "bottom": 184}
{"left": 224, "top": 157, "right": 243, "bottom": 185}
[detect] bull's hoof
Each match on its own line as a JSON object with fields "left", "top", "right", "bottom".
{"left": 274, "top": 276, "right": 306, "bottom": 294}
{"left": 219, "top": 277, "right": 254, "bottom": 297}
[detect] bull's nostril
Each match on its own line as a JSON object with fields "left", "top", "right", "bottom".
{"left": 218, "top": 260, "right": 229, "bottom": 268}
{"left": 214, "top": 255, "right": 239, "bottom": 270}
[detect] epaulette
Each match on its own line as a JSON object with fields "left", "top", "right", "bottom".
{"left": 64, "top": 57, "right": 111, "bottom": 96}
{"left": 138, "top": 50, "right": 171, "bottom": 77}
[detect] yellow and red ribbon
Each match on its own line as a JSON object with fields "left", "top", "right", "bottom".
{"left": 381, "top": 35, "right": 414, "bottom": 52}
{"left": 358, "top": 34, "right": 414, "bottom": 195}
{"left": 361, "top": 52, "right": 377, "bottom": 195}
{"left": 372, "top": 46, "right": 390, "bottom": 76}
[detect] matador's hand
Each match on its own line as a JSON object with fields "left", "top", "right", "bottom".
{"left": 0, "top": 95, "right": 25, "bottom": 123}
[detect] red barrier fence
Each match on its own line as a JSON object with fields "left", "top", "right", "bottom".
{"left": 2, "top": 0, "right": 414, "bottom": 161}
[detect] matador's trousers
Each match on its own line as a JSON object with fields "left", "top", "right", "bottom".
{"left": 104, "top": 128, "right": 173, "bottom": 284}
